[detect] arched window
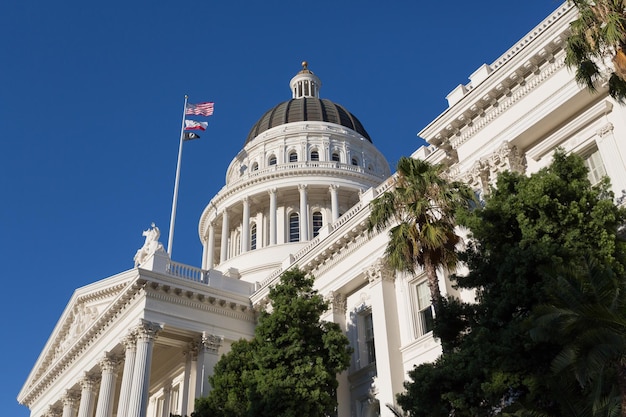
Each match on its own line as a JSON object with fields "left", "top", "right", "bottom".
{"left": 289, "top": 213, "right": 299, "bottom": 242}
{"left": 289, "top": 151, "right": 298, "bottom": 162}
{"left": 268, "top": 155, "right": 277, "bottom": 166}
{"left": 310, "top": 150, "right": 319, "bottom": 161}
{"left": 331, "top": 152, "right": 340, "bottom": 162}
{"left": 351, "top": 157, "right": 359, "bottom": 166}
{"left": 312, "top": 211, "right": 323, "bottom": 237}
{"left": 250, "top": 223, "right": 257, "bottom": 250}
{"left": 251, "top": 162, "right": 259, "bottom": 171}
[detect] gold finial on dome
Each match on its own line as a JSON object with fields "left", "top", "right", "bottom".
{"left": 302, "top": 61, "right": 308, "bottom": 70}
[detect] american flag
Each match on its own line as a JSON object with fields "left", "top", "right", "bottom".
{"left": 186, "top": 102, "right": 214, "bottom": 116}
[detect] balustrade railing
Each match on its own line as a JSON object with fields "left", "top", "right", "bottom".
{"left": 165, "top": 260, "right": 255, "bottom": 294}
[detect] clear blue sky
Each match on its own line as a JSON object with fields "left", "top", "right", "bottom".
{"left": 1, "top": 1, "right": 562, "bottom": 415}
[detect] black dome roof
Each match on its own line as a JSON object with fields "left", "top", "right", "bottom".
{"left": 245, "top": 97, "right": 372, "bottom": 145}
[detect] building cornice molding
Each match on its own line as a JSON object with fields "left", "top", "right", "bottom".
{"left": 19, "top": 268, "right": 255, "bottom": 407}
{"left": 419, "top": 3, "right": 576, "bottom": 150}
{"left": 144, "top": 282, "right": 255, "bottom": 322}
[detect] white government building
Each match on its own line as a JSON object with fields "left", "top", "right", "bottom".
{"left": 18, "top": 2, "right": 626, "bottom": 417}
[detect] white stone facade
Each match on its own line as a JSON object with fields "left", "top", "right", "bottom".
{"left": 19, "top": 3, "right": 626, "bottom": 417}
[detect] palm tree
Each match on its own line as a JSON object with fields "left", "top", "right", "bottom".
{"left": 565, "top": 0, "right": 626, "bottom": 102}
{"left": 531, "top": 259, "right": 626, "bottom": 417}
{"left": 367, "top": 157, "right": 475, "bottom": 322}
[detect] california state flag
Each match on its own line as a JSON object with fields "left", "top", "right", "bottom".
{"left": 184, "top": 120, "right": 209, "bottom": 131}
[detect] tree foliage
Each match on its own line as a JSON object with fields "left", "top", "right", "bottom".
{"left": 367, "top": 157, "right": 476, "bottom": 323}
{"left": 193, "top": 268, "right": 352, "bottom": 417}
{"left": 566, "top": 0, "right": 626, "bottom": 102}
{"left": 397, "top": 150, "right": 626, "bottom": 417}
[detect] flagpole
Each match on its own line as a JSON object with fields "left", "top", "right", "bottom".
{"left": 167, "top": 95, "right": 189, "bottom": 257}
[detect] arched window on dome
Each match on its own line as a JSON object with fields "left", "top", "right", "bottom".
{"left": 233, "top": 231, "right": 241, "bottom": 257}
{"left": 310, "top": 150, "right": 319, "bottom": 161}
{"left": 351, "top": 157, "right": 359, "bottom": 166}
{"left": 312, "top": 211, "right": 323, "bottom": 237}
{"left": 251, "top": 223, "right": 257, "bottom": 250}
{"left": 289, "top": 212, "right": 299, "bottom": 242}
{"left": 268, "top": 155, "right": 277, "bottom": 166}
{"left": 251, "top": 162, "right": 259, "bottom": 171}
{"left": 289, "top": 151, "right": 298, "bottom": 162}
{"left": 331, "top": 152, "right": 340, "bottom": 162}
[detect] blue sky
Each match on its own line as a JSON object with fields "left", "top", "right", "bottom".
{"left": 1, "top": 1, "right": 562, "bottom": 415}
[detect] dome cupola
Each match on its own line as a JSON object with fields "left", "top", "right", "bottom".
{"left": 290, "top": 61, "right": 321, "bottom": 98}
{"left": 245, "top": 62, "right": 372, "bottom": 145}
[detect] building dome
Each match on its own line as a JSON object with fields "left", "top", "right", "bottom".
{"left": 245, "top": 98, "right": 372, "bottom": 145}
{"left": 244, "top": 61, "right": 371, "bottom": 145}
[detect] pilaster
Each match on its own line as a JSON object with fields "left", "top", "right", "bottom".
{"left": 365, "top": 259, "right": 404, "bottom": 416}
{"left": 195, "top": 332, "right": 224, "bottom": 398}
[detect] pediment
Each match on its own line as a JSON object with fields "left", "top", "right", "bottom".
{"left": 21, "top": 269, "right": 137, "bottom": 398}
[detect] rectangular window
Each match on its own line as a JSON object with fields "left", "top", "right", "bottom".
{"left": 312, "top": 211, "right": 323, "bottom": 237}
{"left": 416, "top": 281, "right": 434, "bottom": 336}
{"left": 289, "top": 213, "right": 299, "bottom": 242}
{"left": 364, "top": 313, "right": 375, "bottom": 364}
{"left": 170, "top": 386, "right": 180, "bottom": 415}
{"left": 358, "top": 311, "right": 375, "bottom": 367}
{"left": 584, "top": 148, "right": 607, "bottom": 185}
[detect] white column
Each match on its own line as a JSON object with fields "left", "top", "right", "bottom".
{"left": 364, "top": 259, "right": 404, "bottom": 417}
{"left": 126, "top": 320, "right": 163, "bottom": 417}
{"left": 195, "top": 332, "right": 224, "bottom": 399}
{"left": 323, "top": 292, "right": 350, "bottom": 417}
{"left": 298, "top": 184, "right": 309, "bottom": 241}
{"left": 95, "top": 356, "right": 120, "bottom": 417}
{"left": 207, "top": 224, "right": 215, "bottom": 269}
{"left": 161, "top": 383, "right": 172, "bottom": 417}
{"left": 116, "top": 333, "right": 137, "bottom": 417}
{"left": 269, "top": 188, "right": 277, "bottom": 245}
{"left": 241, "top": 197, "right": 250, "bottom": 253}
{"left": 220, "top": 210, "right": 229, "bottom": 263}
{"left": 180, "top": 342, "right": 197, "bottom": 417}
{"left": 329, "top": 185, "right": 339, "bottom": 222}
{"left": 61, "top": 390, "right": 80, "bottom": 417}
{"left": 77, "top": 374, "right": 99, "bottom": 417}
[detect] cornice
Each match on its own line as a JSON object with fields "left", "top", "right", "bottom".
{"left": 143, "top": 280, "right": 255, "bottom": 322}
{"left": 19, "top": 277, "right": 143, "bottom": 406}
{"left": 419, "top": 3, "right": 576, "bottom": 150}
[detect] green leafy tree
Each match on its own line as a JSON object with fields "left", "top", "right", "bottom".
{"left": 193, "top": 268, "right": 352, "bottom": 417}
{"left": 532, "top": 258, "right": 626, "bottom": 417}
{"left": 566, "top": 0, "right": 626, "bottom": 102}
{"left": 367, "top": 156, "right": 475, "bottom": 324}
{"left": 397, "top": 150, "right": 626, "bottom": 417}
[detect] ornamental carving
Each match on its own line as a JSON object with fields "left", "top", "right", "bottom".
{"left": 199, "top": 332, "right": 223, "bottom": 354}
{"left": 597, "top": 122, "right": 614, "bottom": 138}
{"left": 365, "top": 258, "right": 395, "bottom": 284}
{"left": 486, "top": 141, "right": 526, "bottom": 179}
{"left": 326, "top": 291, "right": 347, "bottom": 314}
{"left": 134, "top": 319, "right": 163, "bottom": 342}
{"left": 53, "top": 302, "right": 99, "bottom": 361}
{"left": 134, "top": 223, "right": 166, "bottom": 267}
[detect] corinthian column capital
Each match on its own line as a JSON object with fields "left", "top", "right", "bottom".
{"left": 61, "top": 390, "right": 80, "bottom": 408}
{"left": 199, "top": 332, "right": 223, "bottom": 354}
{"left": 134, "top": 319, "right": 163, "bottom": 342}
{"left": 365, "top": 258, "right": 395, "bottom": 284}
